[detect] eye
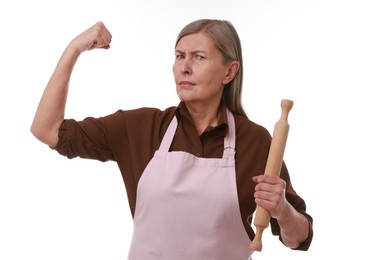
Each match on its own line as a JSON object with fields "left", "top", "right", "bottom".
{"left": 196, "top": 54, "right": 205, "bottom": 60}
{"left": 176, "top": 54, "right": 185, "bottom": 60}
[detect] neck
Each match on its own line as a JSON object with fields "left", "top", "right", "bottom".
{"left": 185, "top": 102, "right": 221, "bottom": 135}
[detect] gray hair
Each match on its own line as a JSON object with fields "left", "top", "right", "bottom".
{"left": 175, "top": 19, "right": 247, "bottom": 118}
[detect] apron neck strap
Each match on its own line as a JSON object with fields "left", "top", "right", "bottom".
{"left": 223, "top": 109, "right": 236, "bottom": 160}
{"left": 159, "top": 115, "right": 178, "bottom": 152}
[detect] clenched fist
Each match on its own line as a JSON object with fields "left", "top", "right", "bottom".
{"left": 68, "top": 21, "right": 112, "bottom": 54}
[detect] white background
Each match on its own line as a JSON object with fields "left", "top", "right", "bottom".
{"left": 1, "top": 0, "right": 389, "bottom": 259}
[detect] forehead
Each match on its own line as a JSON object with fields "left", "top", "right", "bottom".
{"left": 176, "top": 33, "right": 217, "bottom": 52}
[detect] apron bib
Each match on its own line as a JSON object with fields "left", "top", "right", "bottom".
{"left": 128, "top": 110, "right": 253, "bottom": 260}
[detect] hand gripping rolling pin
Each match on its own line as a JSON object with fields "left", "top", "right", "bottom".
{"left": 249, "top": 99, "right": 294, "bottom": 251}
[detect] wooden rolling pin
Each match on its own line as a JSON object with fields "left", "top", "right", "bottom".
{"left": 249, "top": 99, "right": 294, "bottom": 251}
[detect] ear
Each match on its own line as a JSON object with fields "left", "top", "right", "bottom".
{"left": 222, "top": 61, "right": 240, "bottom": 85}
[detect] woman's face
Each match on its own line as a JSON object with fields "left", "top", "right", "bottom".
{"left": 173, "top": 33, "right": 232, "bottom": 107}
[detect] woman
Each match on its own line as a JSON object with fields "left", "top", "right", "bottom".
{"left": 31, "top": 19, "right": 313, "bottom": 259}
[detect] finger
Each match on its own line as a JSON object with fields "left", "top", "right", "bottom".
{"left": 89, "top": 36, "right": 110, "bottom": 50}
{"left": 99, "top": 28, "right": 112, "bottom": 48}
{"left": 254, "top": 190, "right": 273, "bottom": 200}
{"left": 89, "top": 22, "right": 112, "bottom": 49}
{"left": 101, "top": 27, "right": 112, "bottom": 43}
{"left": 255, "top": 182, "right": 272, "bottom": 192}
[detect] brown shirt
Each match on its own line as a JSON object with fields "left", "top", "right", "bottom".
{"left": 55, "top": 102, "right": 313, "bottom": 250}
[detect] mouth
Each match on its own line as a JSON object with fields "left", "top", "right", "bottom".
{"left": 179, "top": 81, "right": 195, "bottom": 88}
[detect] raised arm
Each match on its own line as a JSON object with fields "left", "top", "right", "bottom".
{"left": 30, "top": 21, "right": 112, "bottom": 147}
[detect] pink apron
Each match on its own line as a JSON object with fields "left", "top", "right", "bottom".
{"left": 128, "top": 110, "right": 253, "bottom": 260}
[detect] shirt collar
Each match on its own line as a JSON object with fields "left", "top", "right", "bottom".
{"left": 175, "top": 101, "right": 229, "bottom": 135}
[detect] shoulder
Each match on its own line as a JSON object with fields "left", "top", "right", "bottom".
{"left": 102, "top": 106, "right": 177, "bottom": 139}
{"left": 234, "top": 114, "right": 271, "bottom": 141}
{"left": 102, "top": 106, "right": 177, "bottom": 126}
{"left": 233, "top": 114, "right": 272, "bottom": 160}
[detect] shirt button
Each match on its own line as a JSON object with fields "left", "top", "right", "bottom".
{"left": 195, "top": 153, "right": 201, "bottom": 157}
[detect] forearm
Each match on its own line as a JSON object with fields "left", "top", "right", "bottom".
{"left": 31, "top": 46, "right": 80, "bottom": 147}
{"left": 277, "top": 202, "right": 309, "bottom": 249}
{"left": 31, "top": 22, "right": 111, "bottom": 147}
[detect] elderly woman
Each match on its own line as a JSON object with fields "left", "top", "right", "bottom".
{"left": 31, "top": 19, "right": 313, "bottom": 259}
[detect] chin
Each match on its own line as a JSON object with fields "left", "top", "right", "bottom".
{"left": 177, "top": 92, "right": 192, "bottom": 102}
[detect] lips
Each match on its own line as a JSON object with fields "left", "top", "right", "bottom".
{"left": 179, "top": 81, "right": 195, "bottom": 88}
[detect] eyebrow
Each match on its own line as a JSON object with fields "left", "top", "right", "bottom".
{"left": 175, "top": 50, "right": 207, "bottom": 55}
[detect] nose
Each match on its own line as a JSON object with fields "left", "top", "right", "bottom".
{"left": 181, "top": 57, "right": 192, "bottom": 75}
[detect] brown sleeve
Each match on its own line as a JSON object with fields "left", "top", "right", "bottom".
{"left": 234, "top": 114, "right": 313, "bottom": 250}
{"left": 54, "top": 116, "right": 117, "bottom": 161}
{"left": 270, "top": 162, "right": 314, "bottom": 251}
